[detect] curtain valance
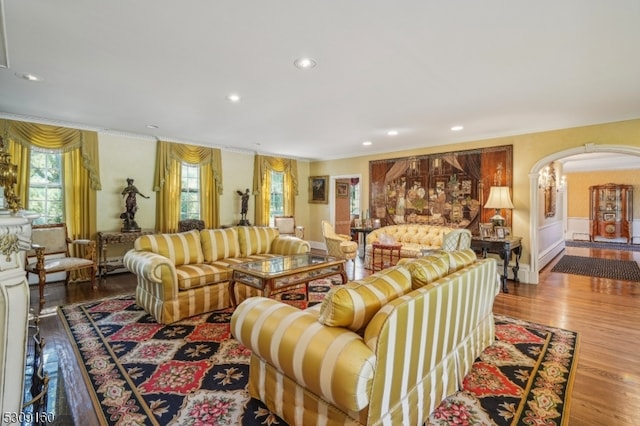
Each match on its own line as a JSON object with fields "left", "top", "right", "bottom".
{"left": 0, "top": 118, "right": 101, "bottom": 191}
{"left": 154, "top": 140, "right": 223, "bottom": 195}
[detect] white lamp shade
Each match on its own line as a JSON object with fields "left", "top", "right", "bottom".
{"left": 484, "top": 186, "right": 514, "bottom": 209}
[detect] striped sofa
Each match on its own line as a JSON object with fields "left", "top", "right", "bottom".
{"left": 123, "top": 226, "right": 310, "bottom": 324}
{"left": 231, "top": 249, "right": 500, "bottom": 425}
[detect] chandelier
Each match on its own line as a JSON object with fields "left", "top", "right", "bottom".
{"left": 538, "top": 163, "right": 566, "bottom": 192}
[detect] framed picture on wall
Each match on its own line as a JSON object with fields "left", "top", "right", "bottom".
{"left": 336, "top": 182, "right": 349, "bottom": 198}
{"left": 309, "top": 175, "right": 329, "bottom": 204}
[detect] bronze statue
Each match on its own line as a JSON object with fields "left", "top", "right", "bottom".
{"left": 236, "top": 188, "right": 250, "bottom": 225}
{"left": 120, "top": 178, "right": 149, "bottom": 232}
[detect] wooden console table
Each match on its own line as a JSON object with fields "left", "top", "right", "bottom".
{"left": 470, "top": 236, "right": 522, "bottom": 293}
{"left": 97, "top": 229, "right": 156, "bottom": 280}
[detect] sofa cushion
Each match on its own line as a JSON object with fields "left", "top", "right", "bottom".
{"left": 318, "top": 266, "right": 411, "bottom": 332}
{"left": 175, "top": 263, "right": 231, "bottom": 290}
{"left": 200, "top": 228, "right": 240, "bottom": 262}
{"left": 447, "top": 248, "right": 477, "bottom": 272}
{"left": 134, "top": 229, "right": 204, "bottom": 266}
{"left": 237, "top": 226, "right": 279, "bottom": 257}
{"left": 399, "top": 254, "right": 450, "bottom": 289}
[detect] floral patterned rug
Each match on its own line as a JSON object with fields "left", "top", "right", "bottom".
{"left": 59, "top": 283, "right": 579, "bottom": 425}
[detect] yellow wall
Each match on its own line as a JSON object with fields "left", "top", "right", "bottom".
{"left": 308, "top": 118, "right": 640, "bottom": 265}
{"left": 566, "top": 170, "right": 640, "bottom": 219}
{"left": 96, "top": 134, "right": 311, "bottom": 234}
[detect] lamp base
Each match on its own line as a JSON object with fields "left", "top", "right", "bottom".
{"left": 490, "top": 211, "right": 505, "bottom": 227}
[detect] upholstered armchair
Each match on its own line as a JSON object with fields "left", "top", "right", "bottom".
{"left": 321, "top": 220, "right": 357, "bottom": 275}
{"left": 25, "top": 223, "right": 97, "bottom": 310}
{"left": 274, "top": 216, "right": 304, "bottom": 239}
{"left": 441, "top": 229, "right": 472, "bottom": 251}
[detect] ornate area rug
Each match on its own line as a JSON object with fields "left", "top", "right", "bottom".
{"left": 551, "top": 254, "right": 640, "bottom": 282}
{"left": 59, "top": 287, "right": 579, "bottom": 425}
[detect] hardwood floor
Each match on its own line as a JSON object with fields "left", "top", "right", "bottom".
{"left": 31, "top": 246, "right": 640, "bottom": 426}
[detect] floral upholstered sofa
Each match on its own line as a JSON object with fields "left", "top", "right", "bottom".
{"left": 231, "top": 249, "right": 499, "bottom": 425}
{"left": 123, "top": 226, "right": 310, "bottom": 324}
{"left": 364, "top": 224, "right": 472, "bottom": 268}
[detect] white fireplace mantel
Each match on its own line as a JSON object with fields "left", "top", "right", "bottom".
{"left": 0, "top": 214, "right": 33, "bottom": 425}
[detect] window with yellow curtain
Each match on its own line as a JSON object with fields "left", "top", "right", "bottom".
{"left": 1, "top": 118, "right": 101, "bottom": 239}
{"left": 154, "top": 140, "right": 222, "bottom": 232}
{"left": 252, "top": 155, "right": 298, "bottom": 226}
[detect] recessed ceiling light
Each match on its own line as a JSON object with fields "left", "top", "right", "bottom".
{"left": 227, "top": 93, "right": 241, "bottom": 102}
{"left": 15, "top": 72, "right": 42, "bottom": 82}
{"left": 387, "top": 130, "right": 399, "bottom": 136}
{"left": 451, "top": 125, "right": 464, "bottom": 131}
{"left": 294, "top": 57, "right": 317, "bottom": 69}
{"left": 362, "top": 141, "right": 372, "bottom": 146}
{"left": 146, "top": 124, "right": 159, "bottom": 129}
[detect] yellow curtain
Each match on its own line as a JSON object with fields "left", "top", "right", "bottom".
{"left": 252, "top": 154, "right": 298, "bottom": 226}
{"left": 0, "top": 119, "right": 101, "bottom": 239}
{"left": 154, "top": 140, "right": 222, "bottom": 232}
{"left": 1, "top": 119, "right": 101, "bottom": 282}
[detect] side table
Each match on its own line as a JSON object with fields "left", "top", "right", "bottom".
{"left": 470, "top": 236, "right": 522, "bottom": 293}
{"left": 351, "top": 227, "right": 374, "bottom": 258}
{"left": 97, "top": 229, "right": 156, "bottom": 281}
{"left": 371, "top": 242, "right": 402, "bottom": 271}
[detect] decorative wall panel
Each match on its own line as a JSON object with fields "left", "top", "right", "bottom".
{"left": 369, "top": 145, "right": 513, "bottom": 232}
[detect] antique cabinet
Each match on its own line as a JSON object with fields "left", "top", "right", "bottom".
{"left": 589, "top": 183, "right": 633, "bottom": 243}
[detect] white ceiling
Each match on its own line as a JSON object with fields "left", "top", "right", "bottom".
{"left": 1, "top": 1, "right": 640, "bottom": 161}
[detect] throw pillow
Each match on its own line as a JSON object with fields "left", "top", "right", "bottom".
{"left": 447, "top": 248, "right": 477, "bottom": 272}
{"left": 200, "top": 228, "right": 240, "bottom": 262}
{"left": 318, "top": 266, "right": 411, "bottom": 332}
{"left": 134, "top": 229, "right": 204, "bottom": 266}
{"left": 401, "top": 254, "right": 450, "bottom": 289}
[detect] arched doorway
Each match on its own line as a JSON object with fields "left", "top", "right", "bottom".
{"left": 529, "top": 143, "right": 640, "bottom": 283}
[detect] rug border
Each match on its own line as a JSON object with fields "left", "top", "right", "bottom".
{"left": 57, "top": 294, "right": 162, "bottom": 426}
{"left": 494, "top": 314, "right": 581, "bottom": 426}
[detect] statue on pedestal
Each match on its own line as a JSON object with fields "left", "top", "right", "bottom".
{"left": 120, "top": 178, "right": 149, "bottom": 232}
{"left": 236, "top": 188, "right": 251, "bottom": 226}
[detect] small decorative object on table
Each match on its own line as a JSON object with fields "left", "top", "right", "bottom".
{"left": 236, "top": 188, "right": 251, "bottom": 225}
{"left": 120, "top": 178, "right": 149, "bottom": 232}
{"left": 479, "top": 222, "right": 494, "bottom": 239}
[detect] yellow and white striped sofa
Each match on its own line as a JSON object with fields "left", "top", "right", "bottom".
{"left": 364, "top": 224, "right": 469, "bottom": 268}
{"left": 231, "top": 249, "right": 500, "bottom": 425}
{"left": 123, "top": 226, "right": 310, "bottom": 324}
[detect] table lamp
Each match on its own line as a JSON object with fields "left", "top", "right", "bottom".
{"left": 484, "top": 186, "right": 513, "bottom": 227}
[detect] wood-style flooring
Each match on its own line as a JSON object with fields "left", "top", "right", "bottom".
{"left": 31, "top": 246, "right": 640, "bottom": 426}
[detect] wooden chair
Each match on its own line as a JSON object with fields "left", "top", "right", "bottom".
{"left": 274, "top": 216, "right": 304, "bottom": 239}
{"left": 25, "top": 223, "right": 97, "bottom": 309}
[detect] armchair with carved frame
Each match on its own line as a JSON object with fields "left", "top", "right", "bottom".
{"left": 25, "top": 223, "right": 97, "bottom": 310}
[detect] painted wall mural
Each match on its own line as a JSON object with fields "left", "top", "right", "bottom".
{"left": 369, "top": 145, "right": 513, "bottom": 232}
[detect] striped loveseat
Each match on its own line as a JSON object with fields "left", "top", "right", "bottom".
{"left": 123, "top": 226, "right": 310, "bottom": 324}
{"left": 231, "top": 249, "right": 499, "bottom": 425}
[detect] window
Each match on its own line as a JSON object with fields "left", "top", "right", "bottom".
{"left": 180, "top": 163, "right": 200, "bottom": 220}
{"left": 269, "top": 170, "right": 284, "bottom": 226}
{"left": 29, "top": 151, "right": 63, "bottom": 224}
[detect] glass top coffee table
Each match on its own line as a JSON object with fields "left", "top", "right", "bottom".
{"left": 229, "top": 253, "right": 347, "bottom": 307}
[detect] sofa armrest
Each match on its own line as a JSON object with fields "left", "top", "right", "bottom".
{"left": 123, "top": 249, "right": 179, "bottom": 300}
{"left": 230, "top": 297, "right": 375, "bottom": 412}
{"left": 270, "top": 236, "right": 310, "bottom": 255}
